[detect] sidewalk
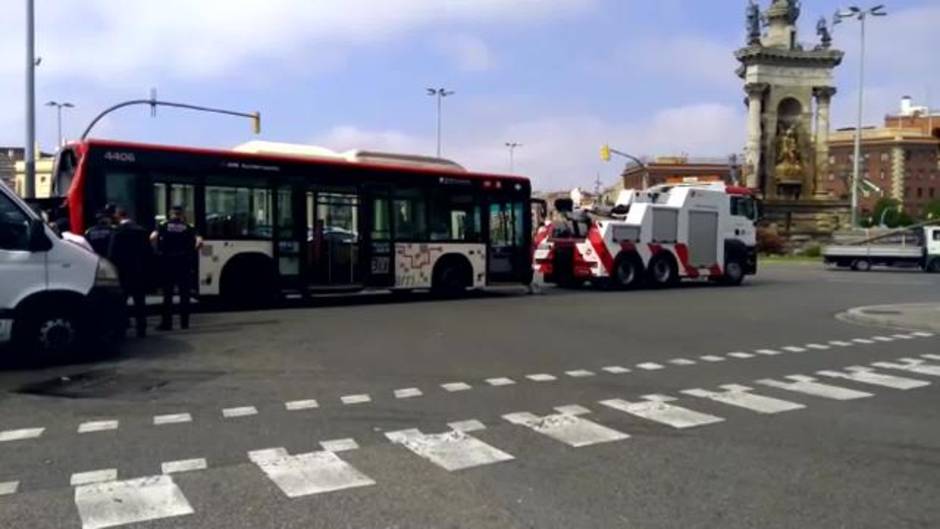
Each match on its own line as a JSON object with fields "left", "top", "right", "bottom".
{"left": 839, "top": 303, "right": 940, "bottom": 332}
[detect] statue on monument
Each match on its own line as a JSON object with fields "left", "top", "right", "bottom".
{"left": 786, "top": 0, "right": 801, "bottom": 24}
{"left": 745, "top": 0, "right": 762, "bottom": 45}
{"left": 816, "top": 16, "right": 832, "bottom": 49}
{"left": 775, "top": 126, "right": 804, "bottom": 182}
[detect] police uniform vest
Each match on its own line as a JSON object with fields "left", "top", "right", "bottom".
{"left": 84, "top": 223, "right": 114, "bottom": 256}
{"left": 156, "top": 219, "right": 196, "bottom": 259}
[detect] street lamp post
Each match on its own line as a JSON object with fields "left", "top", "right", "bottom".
{"left": 505, "top": 142, "right": 522, "bottom": 173}
{"left": 834, "top": 4, "right": 888, "bottom": 227}
{"left": 46, "top": 101, "right": 75, "bottom": 148}
{"left": 24, "top": 0, "right": 36, "bottom": 198}
{"left": 426, "top": 87, "right": 454, "bottom": 158}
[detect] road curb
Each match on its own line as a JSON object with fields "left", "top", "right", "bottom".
{"left": 837, "top": 303, "right": 940, "bottom": 332}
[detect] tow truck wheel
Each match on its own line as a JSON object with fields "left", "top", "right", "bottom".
{"left": 647, "top": 254, "right": 678, "bottom": 288}
{"left": 611, "top": 255, "right": 642, "bottom": 290}
{"left": 721, "top": 258, "right": 745, "bottom": 286}
{"left": 851, "top": 259, "right": 872, "bottom": 272}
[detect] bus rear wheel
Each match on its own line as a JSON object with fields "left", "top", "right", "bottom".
{"left": 221, "top": 256, "right": 278, "bottom": 308}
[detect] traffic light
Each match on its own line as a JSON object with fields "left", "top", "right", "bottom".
{"left": 600, "top": 144, "right": 611, "bottom": 162}
{"left": 251, "top": 112, "right": 261, "bottom": 134}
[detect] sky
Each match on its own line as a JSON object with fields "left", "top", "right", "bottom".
{"left": 1, "top": 0, "right": 938, "bottom": 191}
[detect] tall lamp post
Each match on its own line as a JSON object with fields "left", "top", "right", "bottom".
{"left": 505, "top": 142, "right": 522, "bottom": 173}
{"left": 834, "top": 4, "right": 888, "bottom": 227}
{"left": 426, "top": 87, "right": 454, "bottom": 158}
{"left": 46, "top": 101, "right": 75, "bottom": 148}
{"left": 24, "top": 0, "right": 36, "bottom": 198}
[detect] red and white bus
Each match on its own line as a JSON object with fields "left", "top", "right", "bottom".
{"left": 51, "top": 139, "right": 535, "bottom": 304}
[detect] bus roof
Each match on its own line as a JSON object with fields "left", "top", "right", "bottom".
{"left": 73, "top": 138, "right": 529, "bottom": 184}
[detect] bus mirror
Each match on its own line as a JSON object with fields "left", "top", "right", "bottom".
{"left": 554, "top": 198, "right": 574, "bottom": 213}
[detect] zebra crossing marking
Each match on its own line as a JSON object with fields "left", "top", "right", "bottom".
{"left": 249, "top": 447, "right": 375, "bottom": 497}
{"left": 447, "top": 419, "right": 487, "bottom": 433}
{"left": 805, "top": 343, "right": 830, "bottom": 350}
{"left": 700, "top": 355, "right": 726, "bottom": 362}
{"left": 74, "top": 475, "right": 194, "bottom": 529}
{"left": 852, "top": 338, "right": 875, "bottom": 345}
{"left": 727, "top": 352, "right": 754, "bottom": 359}
{"left": 922, "top": 354, "right": 940, "bottom": 361}
{"left": 669, "top": 358, "right": 696, "bottom": 366}
{"left": 565, "top": 369, "right": 596, "bottom": 377}
{"left": 599, "top": 394, "right": 724, "bottom": 429}
{"left": 911, "top": 332, "right": 934, "bottom": 337}
{"left": 394, "top": 388, "right": 423, "bottom": 399}
{"left": 756, "top": 375, "right": 873, "bottom": 400}
{"left": 441, "top": 382, "right": 472, "bottom": 392}
{"left": 486, "top": 377, "right": 516, "bottom": 386}
{"left": 828, "top": 340, "right": 853, "bottom": 347}
{"left": 71, "top": 469, "right": 118, "bottom": 486}
{"left": 891, "top": 333, "right": 915, "bottom": 340}
{"left": 637, "top": 362, "right": 664, "bottom": 370}
{"left": 681, "top": 384, "right": 805, "bottom": 414}
{"left": 872, "top": 358, "right": 940, "bottom": 377}
{"left": 503, "top": 406, "right": 629, "bottom": 448}
{"left": 161, "top": 458, "right": 207, "bottom": 475}
{"left": 341, "top": 394, "right": 371, "bottom": 405}
{"left": 221, "top": 406, "right": 257, "bottom": 418}
{"left": 319, "top": 438, "right": 359, "bottom": 453}
{"left": 0, "top": 481, "right": 18, "bottom": 496}
{"left": 285, "top": 399, "right": 319, "bottom": 411}
{"left": 871, "top": 336, "right": 894, "bottom": 342}
{"left": 817, "top": 367, "right": 930, "bottom": 390}
{"left": 526, "top": 373, "right": 557, "bottom": 382}
{"left": 153, "top": 413, "right": 191, "bottom": 426}
{"left": 782, "top": 346, "right": 806, "bottom": 353}
{"left": 755, "top": 349, "right": 781, "bottom": 356}
{"left": 0, "top": 427, "right": 44, "bottom": 442}
{"left": 602, "top": 366, "right": 631, "bottom": 374}
{"left": 386, "top": 426, "right": 514, "bottom": 471}
{"left": 78, "top": 421, "right": 118, "bottom": 434}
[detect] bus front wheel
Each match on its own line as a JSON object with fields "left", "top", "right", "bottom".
{"left": 432, "top": 256, "right": 472, "bottom": 298}
{"left": 220, "top": 255, "right": 278, "bottom": 308}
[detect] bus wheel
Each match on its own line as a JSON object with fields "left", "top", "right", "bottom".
{"left": 647, "top": 254, "right": 678, "bottom": 288}
{"left": 611, "top": 254, "right": 643, "bottom": 290}
{"left": 221, "top": 255, "right": 278, "bottom": 308}
{"left": 432, "top": 257, "right": 472, "bottom": 298}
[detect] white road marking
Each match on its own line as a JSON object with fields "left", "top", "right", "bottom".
{"left": 912, "top": 332, "right": 934, "bottom": 337}
{"left": 441, "top": 382, "right": 472, "bottom": 392}
{"left": 71, "top": 469, "right": 118, "bottom": 486}
{"left": 727, "top": 352, "right": 754, "bottom": 359}
{"left": 782, "top": 346, "right": 806, "bottom": 353}
{"left": 755, "top": 349, "right": 781, "bottom": 356}
{"left": 394, "top": 388, "right": 423, "bottom": 399}
{"left": 161, "top": 458, "right": 207, "bottom": 474}
{"left": 922, "top": 354, "right": 940, "bottom": 361}
{"left": 565, "top": 369, "right": 596, "bottom": 377}
{"left": 805, "top": 343, "right": 830, "bottom": 350}
{"left": 891, "top": 333, "right": 916, "bottom": 340}
{"left": 447, "top": 419, "right": 487, "bottom": 433}
{"left": 669, "top": 358, "right": 696, "bottom": 366}
{"left": 503, "top": 407, "right": 628, "bottom": 448}
{"left": 871, "top": 336, "right": 894, "bottom": 342}
{"left": 387, "top": 428, "right": 514, "bottom": 471}
{"left": 153, "top": 413, "right": 191, "bottom": 425}
{"left": 78, "top": 421, "right": 119, "bottom": 434}
{"left": 873, "top": 358, "right": 940, "bottom": 377}
{"left": 700, "top": 355, "right": 726, "bottom": 362}
{"left": 0, "top": 481, "right": 18, "bottom": 496}
{"left": 341, "top": 394, "right": 371, "bottom": 405}
{"left": 222, "top": 406, "right": 257, "bottom": 418}
{"left": 828, "top": 340, "right": 853, "bottom": 347}
{"left": 554, "top": 404, "right": 592, "bottom": 416}
{"left": 602, "top": 366, "right": 631, "bottom": 374}
{"left": 486, "top": 377, "right": 516, "bottom": 386}
{"left": 249, "top": 447, "right": 375, "bottom": 497}
{"left": 319, "top": 438, "right": 359, "bottom": 453}
{"left": 285, "top": 399, "right": 319, "bottom": 411}
{"left": 852, "top": 338, "right": 875, "bottom": 344}
{"left": 637, "top": 362, "right": 664, "bottom": 370}
{"left": 74, "top": 475, "right": 194, "bottom": 529}
{"left": 0, "top": 427, "right": 44, "bottom": 442}
{"left": 817, "top": 366, "right": 930, "bottom": 390}
{"left": 526, "top": 373, "right": 557, "bottom": 382}
{"left": 682, "top": 384, "right": 806, "bottom": 414}
{"left": 599, "top": 395, "right": 724, "bottom": 429}
{"left": 757, "top": 375, "right": 873, "bottom": 400}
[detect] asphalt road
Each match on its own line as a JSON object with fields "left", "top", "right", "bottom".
{"left": 1, "top": 262, "right": 939, "bottom": 529}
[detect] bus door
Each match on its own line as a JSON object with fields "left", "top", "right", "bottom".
{"left": 305, "top": 189, "right": 362, "bottom": 287}
{"left": 361, "top": 187, "right": 394, "bottom": 287}
{"left": 485, "top": 199, "right": 528, "bottom": 283}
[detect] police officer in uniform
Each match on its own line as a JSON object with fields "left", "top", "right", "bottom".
{"left": 84, "top": 209, "right": 115, "bottom": 256}
{"left": 151, "top": 205, "right": 199, "bottom": 330}
{"left": 110, "top": 207, "right": 151, "bottom": 337}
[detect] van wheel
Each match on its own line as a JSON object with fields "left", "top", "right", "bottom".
{"left": 851, "top": 259, "right": 872, "bottom": 272}
{"left": 14, "top": 310, "right": 81, "bottom": 364}
{"left": 610, "top": 255, "right": 643, "bottom": 290}
{"left": 721, "top": 257, "right": 745, "bottom": 286}
{"left": 647, "top": 254, "right": 678, "bottom": 288}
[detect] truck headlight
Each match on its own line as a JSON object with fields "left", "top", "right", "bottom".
{"left": 94, "top": 258, "right": 121, "bottom": 288}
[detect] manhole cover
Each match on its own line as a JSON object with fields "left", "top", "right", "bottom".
{"left": 16, "top": 369, "right": 221, "bottom": 399}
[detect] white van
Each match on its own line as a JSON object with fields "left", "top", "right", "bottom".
{"left": 0, "top": 180, "right": 124, "bottom": 360}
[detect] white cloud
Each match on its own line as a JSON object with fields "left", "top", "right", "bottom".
{"left": 434, "top": 34, "right": 493, "bottom": 72}
{"left": 311, "top": 102, "right": 745, "bottom": 191}
{"left": 615, "top": 35, "right": 741, "bottom": 91}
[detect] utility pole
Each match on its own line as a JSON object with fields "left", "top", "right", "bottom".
{"left": 505, "top": 142, "right": 522, "bottom": 173}
{"left": 24, "top": 0, "right": 36, "bottom": 198}
{"left": 46, "top": 101, "right": 75, "bottom": 148}
{"left": 835, "top": 4, "right": 888, "bottom": 227}
{"left": 426, "top": 87, "right": 454, "bottom": 158}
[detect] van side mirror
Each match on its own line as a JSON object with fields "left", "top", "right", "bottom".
{"left": 554, "top": 198, "right": 574, "bottom": 213}
{"left": 28, "top": 218, "right": 52, "bottom": 252}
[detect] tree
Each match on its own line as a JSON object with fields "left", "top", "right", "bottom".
{"left": 924, "top": 199, "right": 940, "bottom": 221}
{"left": 870, "top": 197, "right": 914, "bottom": 228}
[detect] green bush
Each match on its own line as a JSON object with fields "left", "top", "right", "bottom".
{"left": 803, "top": 245, "right": 822, "bottom": 258}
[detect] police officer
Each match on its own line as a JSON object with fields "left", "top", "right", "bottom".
{"left": 110, "top": 207, "right": 151, "bottom": 337}
{"left": 84, "top": 209, "right": 115, "bottom": 257}
{"left": 151, "top": 205, "right": 199, "bottom": 331}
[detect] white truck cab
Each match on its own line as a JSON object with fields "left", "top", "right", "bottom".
{"left": 927, "top": 227, "right": 940, "bottom": 271}
{"left": 0, "top": 181, "right": 124, "bottom": 360}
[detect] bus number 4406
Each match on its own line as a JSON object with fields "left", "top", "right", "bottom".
{"left": 103, "top": 151, "right": 136, "bottom": 163}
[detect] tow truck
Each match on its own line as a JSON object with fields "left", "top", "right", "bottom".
{"left": 534, "top": 182, "right": 759, "bottom": 288}
{"left": 822, "top": 223, "right": 940, "bottom": 273}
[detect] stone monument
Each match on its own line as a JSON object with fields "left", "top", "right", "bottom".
{"left": 736, "top": 0, "right": 851, "bottom": 238}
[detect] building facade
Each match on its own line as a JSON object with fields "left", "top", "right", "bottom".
{"left": 618, "top": 156, "right": 736, "bottom": 189}
{"left": 0, "top": 147, "right": 24, "bottom": 191}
